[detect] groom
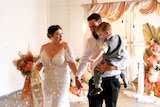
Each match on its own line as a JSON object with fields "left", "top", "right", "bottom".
{"left": 75, "top": 13, "right": 131, "bottom": 107}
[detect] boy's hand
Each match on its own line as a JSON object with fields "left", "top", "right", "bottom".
{"left": 88, "top": 58, "right": 96, "bottom": 62}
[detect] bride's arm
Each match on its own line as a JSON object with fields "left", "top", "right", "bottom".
{"left": 63, "top": 42, "right": 77, "bottom": 75}
{"left": 35, "top": 45, "right": 44, "bottom": 71}
{"left": 63, "top": 42, "right": 83, "bottom": 89}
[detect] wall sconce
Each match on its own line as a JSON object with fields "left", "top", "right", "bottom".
{"left": 132, "top": 24, "right": 135, "bottom": 32}
{"left": 121, "top": 19, "right": 124, "bottom": 27}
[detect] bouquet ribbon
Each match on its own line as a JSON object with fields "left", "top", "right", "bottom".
{"left": 20, "top": 64, "right": 42, "bottom": 107}
{"left": 21, "top": 76, "right": 34, "bottom": 107}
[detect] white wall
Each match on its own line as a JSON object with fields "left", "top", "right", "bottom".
{"left": 0, "top": 0, "right": 48, "bottom": 96}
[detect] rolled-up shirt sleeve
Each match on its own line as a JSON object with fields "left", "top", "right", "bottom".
{"left": 76, "top": 39, "right": 92, "bottom": 78}
{"left": 76, "top": 37, "right": 103, "bottom": 78}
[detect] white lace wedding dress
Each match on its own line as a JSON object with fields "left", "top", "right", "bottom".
{"left": 40, "top": 48, "right": 74, "bottom": 107}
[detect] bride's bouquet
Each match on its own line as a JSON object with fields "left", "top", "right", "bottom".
{"left": 13, "top": 50, "right": 40, "bottom": 76}
{"left": 13, "top": 50, "right": 41, "bottom": 107}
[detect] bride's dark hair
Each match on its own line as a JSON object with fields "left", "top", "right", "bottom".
{"left": 47, "top": 25, "right": 62, "bottom": 39}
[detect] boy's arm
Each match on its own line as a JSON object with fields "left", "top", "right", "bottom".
{"left": 89, "top": 49, "right": 104, "bottom": 62}
{"left": 89, "top": 42, "right": 108, "bottom": 62}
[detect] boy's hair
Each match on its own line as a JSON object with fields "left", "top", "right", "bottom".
{"left": 96, "top": 22, "right": 112, "bottom": 32}
{"left": 87, "top": 13, "right": 102, "bottom": 22}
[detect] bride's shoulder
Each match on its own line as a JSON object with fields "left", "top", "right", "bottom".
{"left": 40, "top": 43, "right": 50, "bottom": 52}
{"left": 62, "top": 41, "right": 69, "bottom": 47}
{"left": 42, "top": 43, "right": 50, "bottom": 47}
{"left": 62, "top": 42, "right": 72, "bottom": 51}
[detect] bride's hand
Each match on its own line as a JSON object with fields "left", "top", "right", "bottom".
{"left": 36, "top": 63, "right": 43, "bottom": 71}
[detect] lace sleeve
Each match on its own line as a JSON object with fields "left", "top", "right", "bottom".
{"left": 65, "top": 50, "right": 75, "bottom": 63}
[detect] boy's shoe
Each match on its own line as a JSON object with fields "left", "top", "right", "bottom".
{"left": 123, "top": 79, "right": 129, "bottom": 88}
{"left": 89, "top": 87, "right": 103, "bottom": 96}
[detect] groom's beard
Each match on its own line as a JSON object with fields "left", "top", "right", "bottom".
{"left": 92, "top": 31, "right": 99, "bottom": 40}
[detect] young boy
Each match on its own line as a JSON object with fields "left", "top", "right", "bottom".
{"left": 88, "top": 22, "right": 126, "bottom": 96}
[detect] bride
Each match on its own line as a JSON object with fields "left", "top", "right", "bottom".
{"left": 36, "top": 25, "right": 82, "bottom": 107}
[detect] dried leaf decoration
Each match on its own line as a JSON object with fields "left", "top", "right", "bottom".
{"left": 143, "top": 23, "right": 160, "bottom": 69}
{"left": 142, "top": 23, "right": 153, "bottom": 46}
{"left": 143, "top": 23, "right": 160, "bottom": 45}
{"left": 157, "top": 27, "right": 160, "bottom": 44}
{"left": 143, "top": 23, "right": 160, "bottom": 97}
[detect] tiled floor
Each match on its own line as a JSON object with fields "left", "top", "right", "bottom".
{"left": 0, "top": 86, "right": 160, "bottom": 107}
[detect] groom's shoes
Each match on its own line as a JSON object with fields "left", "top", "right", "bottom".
{"left": 89, "top": 87, "right": 103, "bottom": 96}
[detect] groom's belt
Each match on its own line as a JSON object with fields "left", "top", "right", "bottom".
{"left": 102, "top": 75, "right": 119, "bottom": 80}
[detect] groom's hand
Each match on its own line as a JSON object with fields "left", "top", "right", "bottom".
{"left": 75, "top": 77, "right": 83, "bottom": 89}
{"left": 96, "top": 60, "right": 117, "bottom": 72}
